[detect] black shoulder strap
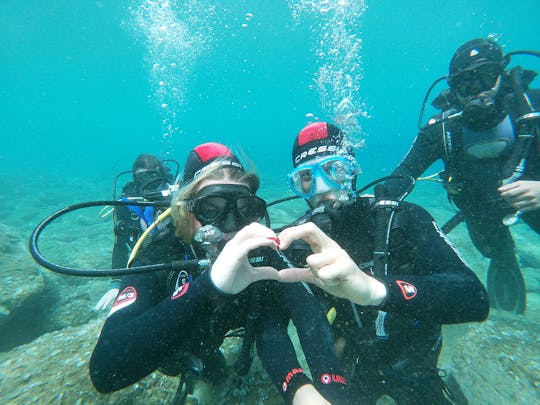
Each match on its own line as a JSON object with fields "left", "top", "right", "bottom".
{"left": 440, "top": 110, "right": 463, "bottom": 177}
{"left": 371, "top": 185, "right": 400, "bottom": 277}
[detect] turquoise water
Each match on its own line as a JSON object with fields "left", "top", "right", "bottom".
{"left": 2, "top": 1, "right": 539, "bottom": 179}
{"left": 1, "top": 1, "right": 540, "bottom": 403}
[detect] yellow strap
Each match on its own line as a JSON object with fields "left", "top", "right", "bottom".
{"left": 127, "top": 207, "right": 172, "bottom": 267}
{"left": 326, "top": 306, "right": 337, "bottom": 325}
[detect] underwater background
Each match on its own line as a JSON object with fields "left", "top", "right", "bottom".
{"left": 1, "top": 0, "right": 539, "bottom": 403}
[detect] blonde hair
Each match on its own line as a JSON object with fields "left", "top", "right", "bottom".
{"left": 171, "top": 160, "right": 259, "bottom": 242}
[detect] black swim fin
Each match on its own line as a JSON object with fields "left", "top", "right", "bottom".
{"left": 487, "top": 256, "right": 526, "bottom": 314}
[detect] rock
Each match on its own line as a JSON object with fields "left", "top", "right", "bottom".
{"left": 0, "top": 221, "right": 103, "bottom": 351}
{"left": 450, "top": 315, "right": 540, "bottom": 404}
{"left": 0, "top": 223, "right": 53, "bottom": 351}
{"left": 0, "top": 319, "right": 283, "bottom": 404}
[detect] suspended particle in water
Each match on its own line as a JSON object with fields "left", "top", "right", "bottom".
{"left": 245, "top": 13, "right": 253, "bottom": 21}
{"left": 306, "top": 113, "right": 314, "bottom": 118}
{"left": 159, "top": 81, "right": 164, "bottom": 86}
{"left": 241, "top": 23, "right": 248, "bottom": 28}
{"left": 161, "top": 103, "right": 168, "bottom": 109}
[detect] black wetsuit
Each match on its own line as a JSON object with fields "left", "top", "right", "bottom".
{"left": 287, "top": 197, "right": 489, "bottom": 404}
{"left": 111, "top": 181, "right": 172, "bottom": 269}
{"left": 90, "top": 224, "right": 348, "bottom": 404}
{"left": 389, "top": 88, "right": 540, "bottom": 313}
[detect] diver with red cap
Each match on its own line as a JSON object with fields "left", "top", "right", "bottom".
{"left": 388, "top": 38, "right": 540, "bottom": 314}
{"left": 89, "top": 142, "right": 348, "bottom": 404}
{"left": 276, "top": 122, "right": 489, "bottom": 404}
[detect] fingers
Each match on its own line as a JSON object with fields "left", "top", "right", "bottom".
{"left": 499, "top": 181, "right": 540, "bottom": 211}
{"left": 223, "top": 222, "right": 279, "bottom": 255}
{"left": 232, "top": 222, "right": 277, "bottom": 243}
{"left": 512, "top": 200, "right": 537, "bottom": 212}
{"left": 278, "top": 222, "right": 339, "bottom": 253}
{"left": 498, "top": 181, "right": 521, "bottom": 193}
{"left": 499, "top": 184, "right": 527, "bottom": 201}
{"left": 277, "top": 267, "right": 319, "bottom": 284}
{"left": 306, "top": 248, "right": 341, "bottom": 270}
{"left": 251, "top": 266, "right": 281, "bottom": 282}
{"left": 307, "top": 251, "right": 349, "bottom": 287}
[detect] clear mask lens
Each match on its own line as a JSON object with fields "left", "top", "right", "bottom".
{"left": 288, "top": 156, "right": 356, "bottom": 199}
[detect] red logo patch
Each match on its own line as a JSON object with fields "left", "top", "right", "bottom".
{"left": 320, "top": 373, "right": 347, "bottom": 385}
{"left": 281, "top": 368, "right": 304, "bottom": 392}
{"left": 396, "top": 280, "right": 417, "bottom": 300}
{"left": 109, "top": 286, "right": 137, "bottom": 316}
{"left": 171, "top": 282, "right": 190, "bottom": 300}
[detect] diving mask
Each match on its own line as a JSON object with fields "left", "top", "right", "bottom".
{"left": 287, "top": 156, "right": 357, "bottom": 200}
{"left": 188, "top": 184, "right": 267, "bottom": 231}
{"left": 449, "top": 63, "right": 503, "bottom": 98}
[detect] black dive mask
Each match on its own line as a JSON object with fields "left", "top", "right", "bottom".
{"left": 188, "top": 184, "right": 267, "bottom": 233}
{"left": 451, "top": 65, "right": 506, "bottom": 130}
{"left": 134, "top": 169, "right": 171, "bottom": 199}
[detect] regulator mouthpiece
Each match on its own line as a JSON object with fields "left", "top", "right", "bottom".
{"left": 194, "top": 225, "right": 225, "bottom": 260}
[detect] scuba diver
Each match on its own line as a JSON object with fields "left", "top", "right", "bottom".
{"left": 275, "top": 122, "right": 489, "bottom": 404}
{"left": 89, "top": 143, "right": 348, "bottom": 404}
{"left": 387, "top": 38, "right": 540, "bottom": 314}
{"left": 94, "top": 154, "right": 176, "bottom": 311}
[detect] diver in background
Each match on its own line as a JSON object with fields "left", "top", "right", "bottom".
{"left": 276, "top": 122, "right": 489, "bottom": 404}
{"left": 94, "top": 154, "right": 174, "bottom": 310}
{"left": 388, "top": 38, "right": 540, "bottom": 314}
{"left": 90, "top": 143, "right": 348, "bottom": 404}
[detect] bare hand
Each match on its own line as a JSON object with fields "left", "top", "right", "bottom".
{"left": 498, "top": 180, "right": 540, "bottom": 212}
{"left": 277, "top": 223, "right": 386, "bottom": 306}
{"left": 210, "top": 222, "right": 280, "bottom": 295}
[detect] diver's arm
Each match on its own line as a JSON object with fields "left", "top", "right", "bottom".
{"left": 387, "top": 124, "right": 444, "bottom": 196}
{"left": 255, "top": 292, "right": 318, "bottom": 404}
{"left": 378, "top": 204, "right": 489, "bottom": 324}
{"left": 89, "top": 269, "right": 230, "bottom": 393}
{"left": 280, "top": 283, "right": 348, "bottom": 404}
{"left": 252, "top": 250, "right": 347, "bottom": 404}
{"left": 395, "top": 125, "right": 443, "bottom": 176}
